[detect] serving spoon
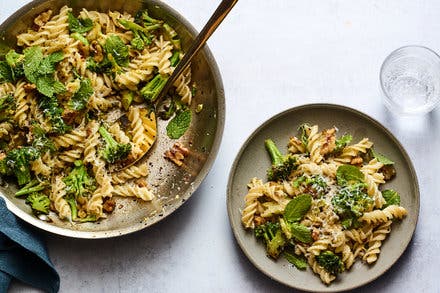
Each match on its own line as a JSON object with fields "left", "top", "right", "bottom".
{"left": 119, "top": 0, "right": 238, "bottom": 170}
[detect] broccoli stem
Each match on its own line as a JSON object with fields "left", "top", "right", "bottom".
{"left": 65, "top": 196, "right": 78, "bottom": 220}
{"left": 140, "top": 74, "right": 169, "bottom": 102}
{"left": 119, "top": 19, "right": 161, "bottom": 33}
{"left": 15, "top": 179, "right": 47, "bottom": 197}
{"left": 77, "top": 215, "right": 97, "bottom": 222}
{"left": 99, "top": 126, "right": 118, "bottom": 148}
{"left": 265, "top": 139, "right": 284, "bottom": 166}
{"left": 169, "top": 51, "right": 180, "bottom": 67}
{"left": 136, "top": 10, "right": 162, "bottom": 24}
{"left": 70, "top": 32, "right": 89, "bottom": 45}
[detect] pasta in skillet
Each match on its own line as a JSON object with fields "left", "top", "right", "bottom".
{"left": 241, "top": 124, "right": 407, "bottom": 285}
{"left": 0, "top": 6, "right": 195, "bottom": 222}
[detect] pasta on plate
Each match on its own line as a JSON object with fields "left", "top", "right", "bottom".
{"left": 0, "top": 6, "right": 194, "bottom": 222}
{"left": 241, "top": 124, "right": 407, "bottom": 285}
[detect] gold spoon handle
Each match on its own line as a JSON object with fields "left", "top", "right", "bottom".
{"left": 155, "top": 0, "right": 239, "bottom": 105}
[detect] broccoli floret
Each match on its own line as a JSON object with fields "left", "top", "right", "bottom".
{"left": 63, "top": 160, "right": 96, "bottom": 197}
{"left": 254, "top": 222, "right": 286, "bottom": 259}
{"left": 0, "top": 50, "right": 24, "bottom": 83}
{"left": 316, "top": 251, "right": 345, "bottom": 276}
{"left": 39, "top": 94, "right": 71, "bottom": 134}
{"left": 162, "top": 23, "right": 181, "bottom": 50}
{"left": 0, "top": 94, "right": 15, "bottom": 122}
{"left": 334, "top": 134, "right": 352, "bottom": 153}
{"left": 332, "top": 183, "right": 374, "bottom": 228}
{"left": 1, "top": 147, "right": 40, "bottom": 185}
{"left": 264, "top": 139, "right": 297, "bottom": 181}
{"left": 119, "top": 19, "right": 161, "bottom": 50}
{"left": 140, "top": 74, "right": 169, "bottom": 103}
{"left": 98, "top": 126, "right": 131, "bottom": 163}
{"left": 25, "top": 193, "right": 50, "bottom": 214}
{"left": 134, "top": 9, "right": 162, "bottom": 25}
{"left": 121, "top": 91, "right": 134, "bottom": 111}
{"left": 15, "top": 179, "right": 48, "bottom": 197}
{"left": 305, "top": 175, "right": 328, "bottom": 196}
{"left": 0, "top": 159, "right": 11, "bottom": 176}
{"left": 31, "top": 124, "right": 56, "bottom": 153}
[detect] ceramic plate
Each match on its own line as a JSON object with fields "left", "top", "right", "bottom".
{"left": 227, "top": 103, "right": 419, "bottom": 292}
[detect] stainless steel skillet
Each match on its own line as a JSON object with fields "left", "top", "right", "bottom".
{"left": 0, "top": 0, "right": 225, "bottom": 238}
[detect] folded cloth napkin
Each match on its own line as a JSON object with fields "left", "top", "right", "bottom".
{"left": 0, "top": 197, "right": 59, "bottom": 293}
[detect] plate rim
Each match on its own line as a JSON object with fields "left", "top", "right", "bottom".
{"left": 226, "top": 103, "right": 420, "bottom": 292}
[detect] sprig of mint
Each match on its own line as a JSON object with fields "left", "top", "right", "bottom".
{"left": 284, "top": 251, "right": 308, "bottom": 270}
{"left": 336, "top": 164, "right": 365, "bottom": 186}
{"left": 284, "top": 194, "right": 312, "bottom": 222}
{"left": 283, "top": 194, "right": 312, "bottom": 244}
{"left": 23, "top": 46, "right": 65, "bottom": 97}
{"left": 166, "top": 109, "right": 191, "bottom": 139}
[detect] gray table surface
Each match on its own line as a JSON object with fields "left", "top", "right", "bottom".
{"left": 2, "top": 0, "right": 439, "bottom": 292}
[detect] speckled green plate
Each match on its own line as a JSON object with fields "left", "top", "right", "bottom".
{"left": 227, "top": 103, "right": 419, "bottom": 292}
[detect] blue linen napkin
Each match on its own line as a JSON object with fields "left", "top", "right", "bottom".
{"left": 0, "top": 197, "right": 59, "bottom": 293}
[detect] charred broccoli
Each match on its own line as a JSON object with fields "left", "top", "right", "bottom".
{"left": 98, "top": 126, "right": 131, "bottom": 163}
{"left": 118, "top": 19, "right": 161, "bottom": 50}
{"left": 0, "top": 94, "right": 15, "bottom": 122}
{"left": 31, "top": 124, "right": 56, "bottom": 153}
{"left": 316, "top": 251, "right": 344, "bottom": 276}
{"left": 0, "top": 147, "right": 40, "bottom": 185}
{"left": 25, "top": 193, "right": 50, "bottom": 215}
{"left": 140, "top": 74, "right": 168, "bottom": 103}
{"left": 63, "top": 160, "right": 96, "bottom": 197}
{"left": 264, "top": 139, "right": 297, "bottom": 181}
{"left": 254, "top": 221, "right": 286, "bottom": 259}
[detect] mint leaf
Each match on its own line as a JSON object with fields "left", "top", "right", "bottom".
{"left": 284, "top": 194, "right": 312, "bottom": 223}
{"left": 23, "top": 46, "right": 44, "bottom": 84}
{"left": 289, "top": 223, "right": 312, "bottom": 243}
{"left": 336, "top": 165, "right": 364, "bottom": 186}
{"left": 23, "top": 47, "right": 64, "bottom": 97}
{"left": 371, "top": 149, "right": 394, "bottom": 165}
{"left": 68, "top": 12, "right": 93, "bottom": 34}
{"left": 38, "top": 51, "right": 63, "bottom": 75}
{"left": 284, "top": 252, "right": 308, "bottom": 270}
{"left": 382, "top": 189, "right": 400, "bottom": 208}
{"left": 166, "top": 109, "right": 191, "bottom": 139}
{"left": 68, "top": 78, "right": 93, "bottom": 110}
{"left": 104, "top": 35, "right": 129, "bottom": 67}
{"left": 36, "top": 77, "right": 65, "bottom": 97}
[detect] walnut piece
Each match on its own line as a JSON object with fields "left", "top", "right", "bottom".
{"left": 350, "top": 157, "right": 363, "bottom": 165}
{"left": 103, "top": 198, "right": 116, "bottom": 213}
{"left": 164, "top": 142, "right": 190, "bottom": 166}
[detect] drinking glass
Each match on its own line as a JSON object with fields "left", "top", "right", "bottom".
{"left": 380, "top": 45, "right": 440, "bottom": 115}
